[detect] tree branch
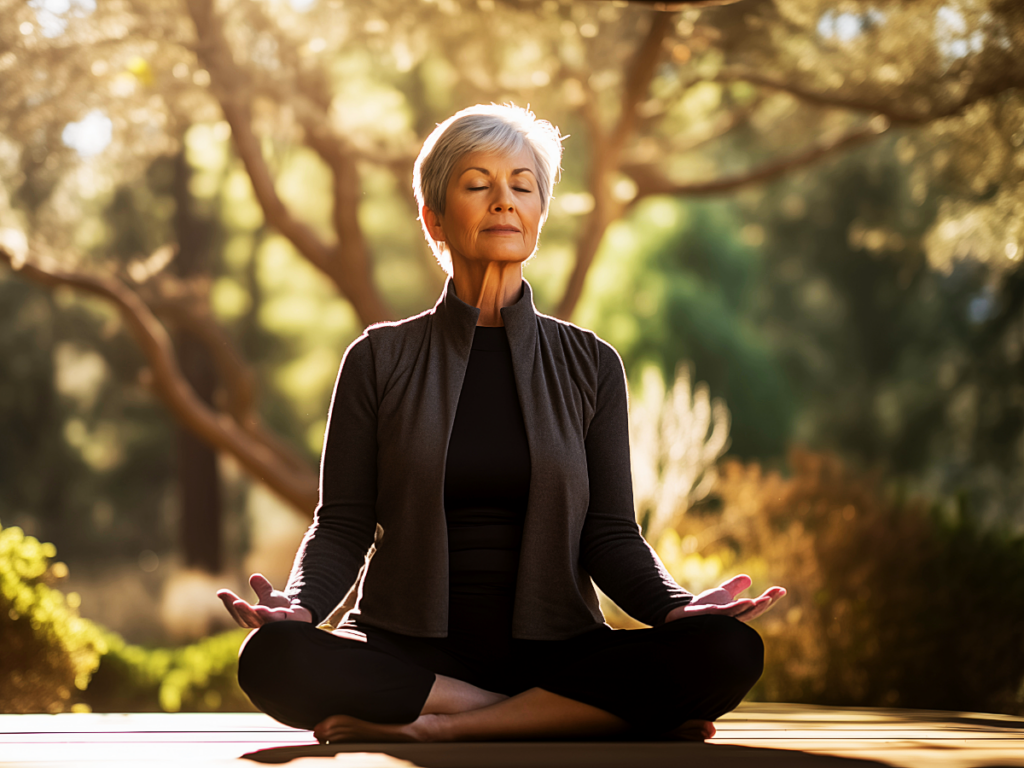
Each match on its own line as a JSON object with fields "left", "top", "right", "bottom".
{"left": 626, "top": 95, "right": 767, "bottom": 166}
{"left": 637, "top": 1, "right": 746, "bottom": 7}
{"left": 144, "top": 288, "right": 312, "bottom": 477}
{"left": 0, "top": 246, "right": 319, "bottom": 516}
{"left": 624, "top": 116, "right": 890, "bottom": 199}
{"left": 553, "top": 11, "right": 675, "bottom": 320}
{"left": 246, "top": 8, "right": 397, "bottom": 325}
{"left": 185, "top": 0, "right": 393, "bottom": 326}
{"left": 610, "top": 10, "right": 677, "bottom": 159}
{"left": 715, "top": 68, "right": 1024, "bottom": 125}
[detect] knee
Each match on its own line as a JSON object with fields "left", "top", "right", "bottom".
{"left": 662, "top": 615, "right": 764, "bottom": 690}
{"left": 237, "top": 621, "right": 308, "bottom": 700}
{"left": 705, "top": 616, "right": 765, "bottom": 690}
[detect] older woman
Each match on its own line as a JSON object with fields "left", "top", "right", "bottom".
{"left": 218, "top": 104, "right": 785, "bottom": 743}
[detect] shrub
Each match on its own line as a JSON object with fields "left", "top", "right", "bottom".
{"left": 677, "top": 448, "right": 1024, "bottom": 715}
{"left": 0, "top": 522, "right": 106, "bottom": 713}
{"left": 82, "top": 628, "right": 254, "bottom": 713}
{"left": 0, "top": 519, "right": 253, "bottom": 713}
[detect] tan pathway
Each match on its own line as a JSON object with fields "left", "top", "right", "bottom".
{"left": 0, "top": 703, "right": 1021, "bottom": 768}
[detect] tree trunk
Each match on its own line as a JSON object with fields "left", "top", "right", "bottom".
{"left": 175, "top": 331, "right": 222, "bottom": 573}
{"left": 172, "top": 148, "right": 223, "bottom": 573}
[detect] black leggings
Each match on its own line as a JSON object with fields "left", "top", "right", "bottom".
{"left": 238, "top": 615, "right": 763, "bottom": 737}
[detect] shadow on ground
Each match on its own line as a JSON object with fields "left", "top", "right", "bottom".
{"left": 243, "top": 740, "right": 890, "bottom": 767}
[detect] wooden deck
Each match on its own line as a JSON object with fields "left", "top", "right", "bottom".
{"left": 1, "top": 703, "right": 1022, "bottom": 768}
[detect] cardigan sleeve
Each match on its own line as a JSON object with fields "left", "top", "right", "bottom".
{"left": 284, "top": 334, "right": 379, "bottom": 625}
{"left": 578, "top": 341, "right": 693, "bottom": 626}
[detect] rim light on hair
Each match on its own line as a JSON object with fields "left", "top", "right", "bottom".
{"left": 413, "top": 103, "right": 565, "bottom": 276}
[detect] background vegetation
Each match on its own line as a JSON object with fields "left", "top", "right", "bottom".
{"left": 1, "top": 0, "right": 1023, "bottom": 714}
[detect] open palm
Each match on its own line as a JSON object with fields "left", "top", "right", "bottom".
{"left": 664, "top": 575, "right": 785, "bottom": 624}
{"left": 216, "top": 573, "right": 313, "bottom": 628}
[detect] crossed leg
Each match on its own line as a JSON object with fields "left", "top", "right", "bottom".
{"left": 240, "top": 616, "right": 757, "bottom": 743}
{"left": 314, "top": 661, "right": 716, "bottom": 743}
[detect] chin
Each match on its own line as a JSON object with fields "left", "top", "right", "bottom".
{"left": 477, "top": 252, "right": 531, "bottom": 265}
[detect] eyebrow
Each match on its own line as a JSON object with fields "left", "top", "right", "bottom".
{"left": 459, "top": 167, "right": 536, "bottom": 178}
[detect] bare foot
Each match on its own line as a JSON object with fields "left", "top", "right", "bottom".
{"left": 669, "top": 719, "right": 716, "bottom": 741}
{"left": 314, "top": 713, "right": 443, "bottom": 744}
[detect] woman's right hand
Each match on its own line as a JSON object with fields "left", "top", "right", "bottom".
{"left": 217, "top": 573, "right": 313, "bottom": 628}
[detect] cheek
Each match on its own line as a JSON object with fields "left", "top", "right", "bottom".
{"left": 528, "top": 210, "right": 544, "bottom": 236}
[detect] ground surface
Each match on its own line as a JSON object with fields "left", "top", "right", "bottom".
{"left": 1, "top": 703, "right": 1022, "bottom": 768}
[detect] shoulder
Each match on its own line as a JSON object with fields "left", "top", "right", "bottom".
{"left": 361, "top": 307, "right": 434, "bottom": 366}
{"left": 535, "top": 312, "right": 624, "bottom": 380}
{"left": 364, "top": 306, "right": 434, "bottom": 343}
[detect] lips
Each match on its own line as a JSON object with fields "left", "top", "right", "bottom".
{"left": 484, "top": 225, "right": 520, "bottom": 232}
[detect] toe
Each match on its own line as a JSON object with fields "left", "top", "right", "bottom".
{"left": 314, "top": 715, "right": 343, "bottom": 743}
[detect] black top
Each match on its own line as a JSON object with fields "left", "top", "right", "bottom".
{"left": 443, "top": 325, "right": 531, "bottom": 655}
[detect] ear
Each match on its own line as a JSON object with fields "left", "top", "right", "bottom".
{"left": 421, "top": 205, "right": 445, "bottom": 243}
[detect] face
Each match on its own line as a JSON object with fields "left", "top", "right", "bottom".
{"left": 424, "top": 146, "right": 543, "bottom": 271}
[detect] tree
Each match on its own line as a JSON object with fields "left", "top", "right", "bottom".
{"left": 1, "top": 0, "right": 1022, "bottom": 530}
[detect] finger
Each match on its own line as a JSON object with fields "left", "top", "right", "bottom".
{"left": 749, "top": 588, "right": 786, "bottom": 611}
{"left": 718, "top": 574, "right": 752, "bottom": 599}
{"left": 217, "top": 591, "right": 246, "bottom": 627}
{"left": 734, "top": 594, "right": 781, "bottom": 623}
{"left": 232, "top": 600, "right": 265, "bottom": 628}
{"left": 691, "top": 588, "right": 733, "bottom": 607}
{"left": 314, "top": 715, "right": 350, "bottom": 744}
{"left": 683, "top": 599, "right": 757, "bottom": 618}
{"left": 722, "top": 598, "right": 756, "bottom": 614}
{"left": 249, "top": 573, "right": 275, "bottom": 603}
{"left": 252, "top": 605, "right": 294, "bottom": 623}
{"left": 233, "top": 601, "right": 262, "bottom": 628}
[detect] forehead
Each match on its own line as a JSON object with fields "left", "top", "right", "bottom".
{"left": 451, "top": 145, "right": 537, "bottom": 176}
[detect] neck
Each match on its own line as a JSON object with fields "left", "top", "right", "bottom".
{"left": 451, "top": 260, "right": 523, "bottom": 327}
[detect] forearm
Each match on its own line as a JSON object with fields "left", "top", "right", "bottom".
{"left": 285, "top": 505, "right": 376, "bottom": 624}
{"left": 579, "top": 341, "right": 692, "bottom": 626}
{"left": 581, "top": 518, "right": 692, "bottom": 624}
{"left": 285, "top": 334, "right": 380, "bottom": 624}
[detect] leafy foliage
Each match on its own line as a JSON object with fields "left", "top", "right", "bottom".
{"left": 0, "top": 519, "right": 252, "bottom": 714}
{"left": 0, "top": 521, "right": 105, "bottom": 713}
{"left": 83, "top": 628, "right": 253, "bottom": 714}
{"left": 680, "top": 449, "right": 1024, "bottom": 715}
{"left": 578, "top": 197, "right": 795, "bottom": 458}
{"left": 629, "top": 364, "right": 730, "bottom": 545}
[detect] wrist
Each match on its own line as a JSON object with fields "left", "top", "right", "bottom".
{"left": 663, "top": 603, "right": 690, "bottom": 624}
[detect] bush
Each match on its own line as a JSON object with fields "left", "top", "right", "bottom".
{"left": 0, "top": 522, "right": 106, "bottom": 713}
{"left": 677, "top": 448, "right": 1024, "bottom": 714}
{"left": 0, "top": 519, "right": 254, "bottom": 713}
{"left": 82, "top": 628, "right": 254, "bottom": 713}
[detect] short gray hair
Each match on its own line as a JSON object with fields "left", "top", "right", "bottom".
{"left": 413, "top": 103, "right": 564, "bottom": 275}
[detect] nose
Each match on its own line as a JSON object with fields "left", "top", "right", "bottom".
{"left": 491, "top": 183, "right": 514, "bottom": 212}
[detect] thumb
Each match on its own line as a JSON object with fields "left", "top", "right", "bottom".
{"left": 249, "top": 573, "right": 276, "bottom": 603}
{"left": 719, "top": 574, "right": 753, "bottom": 599}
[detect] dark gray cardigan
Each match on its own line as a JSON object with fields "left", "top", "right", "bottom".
{"left": 285, "top": 279, "right": 692, "bottom": 640}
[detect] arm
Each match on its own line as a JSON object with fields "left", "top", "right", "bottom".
{"left": 578, "top": 341, "right": 693, "bottom": 626}
{"left": 282, "top": 334, "right": 380, "bottom": 625}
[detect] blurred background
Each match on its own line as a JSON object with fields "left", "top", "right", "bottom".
{"left": 1, "top": 0, "right": 1023, "bottom": 717}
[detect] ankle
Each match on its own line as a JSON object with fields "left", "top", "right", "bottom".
{"left": 411, "top": 713, "right": 448, "bottom": 743}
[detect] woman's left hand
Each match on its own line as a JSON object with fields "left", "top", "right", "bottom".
{"left": 663, "top": 574, "right": 786, "bottom": 624}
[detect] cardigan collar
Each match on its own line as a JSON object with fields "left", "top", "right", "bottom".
{"left": 434, "top": 276, "right": 540, "bottom": 360}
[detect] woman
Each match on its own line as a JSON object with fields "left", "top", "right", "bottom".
{"left": 217, "top": 104, "right": 785, "bottom": 744}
